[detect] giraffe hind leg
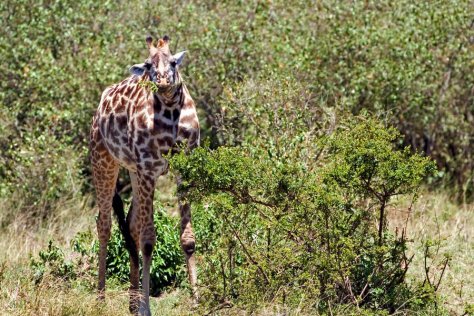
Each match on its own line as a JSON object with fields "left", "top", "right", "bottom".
{"left": 92, "top": 154, "right": 119, "bottom": 299}
{"left": 111, "top": 189, "right": 139, "bottom": 276}
{"left": 177, "top": 177, "right": 198, "bottom": 302}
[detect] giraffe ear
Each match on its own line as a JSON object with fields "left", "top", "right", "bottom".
{"left": 129, "top": 63, "right": 147, "bottom": 76}
{"left": 172, "top": 51, "right": 186, "bottom": 66}
{"left": 146, "top": 35, "right": 154, "bottom": 49}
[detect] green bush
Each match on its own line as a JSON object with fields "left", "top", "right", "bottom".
{"left": 307, "top": 1, "right": 473, "bottom": 197}
{"left": 104, "top": 204, "right": 185, "bottom": 296}
{"left": 30, "top": 240, "right": 76, "bottom": 284}
{"left": 32, "top": 202, "right": 185, "bottom": 295}
{"left": 170, "top": 118, "right": 438, "bottom": 313}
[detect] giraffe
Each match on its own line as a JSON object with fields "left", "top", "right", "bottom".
{"left": 89, "top": 35, "right": 199, "bottom": 316}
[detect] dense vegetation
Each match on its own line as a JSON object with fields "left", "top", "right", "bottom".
{"left": 1, "top": 0, "right": 473, "bottom": 315}
{"left": 170, "top": 118, "right": 436, "bottom": 313}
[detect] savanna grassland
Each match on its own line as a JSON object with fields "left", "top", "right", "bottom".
{"left": 0, "top": 1, "right": 473, "bottom": 315}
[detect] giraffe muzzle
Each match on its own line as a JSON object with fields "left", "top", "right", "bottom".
{"left": 157, "top": 77, "right": 170, "bottom": 86}
{"left": 154, "top": 73, "right": 171, "bottom": 87}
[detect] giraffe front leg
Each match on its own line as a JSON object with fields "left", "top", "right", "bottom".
{"left": 136, "top": 173, "right": 156, "bottom": 316}
{"left": 90, "top": 118, "right": 120, "bottom": 300}
{"left": 126, "top": 199, "right": 140, "bottom": 315}
{"left": 128, "top": 172, "right": 141, "bottom": 314}
{"left": 179, "top": 200, "right": 198, "bottom": 302}
{"left": 139, "top": 225, "right": 155, "bottom": 316}
{"left": 129, "top": 249, "right": 140, "bottom": 315}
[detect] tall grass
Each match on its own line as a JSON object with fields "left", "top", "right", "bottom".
{"left": 390, "top": 192, "right": 474, "bottom": 315}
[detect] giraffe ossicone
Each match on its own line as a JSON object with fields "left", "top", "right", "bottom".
{"left": 90, "top": 34, "right": 200, "bottom": 315}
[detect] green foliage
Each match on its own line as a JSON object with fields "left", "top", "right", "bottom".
{"left": 171, "top": 118, "right": 438, "bottom": 313}
{"left": 215, "top": 71, "right": 333, "bottom": 164}
{"left": 30, "top": 240, "right": 76, "bottom": 284}
{"left": 105, "top": 204, "right": 185, "bottom": 296}
{"left": 1, "top": 0, "right": 473, "bottom": 218}
{"left": 325, "top": 120, "right": 435, "bottom": 198}
{"left": 465, "top": 303, "right": 474, "bottom": 316}
{"left": 324, "top": 119, "right": 436, "bottom": 242}
{"left": 0, "top": 0, "right": 126, "bottom": 219}
{"left": 0, "top": 137, "right": 84, "bottom": 224}
{"left": 32, "top": 202, "right": 184, "bottom": 295}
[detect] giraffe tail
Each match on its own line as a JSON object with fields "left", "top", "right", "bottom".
{"left": 112, "top": 191, "right": 139, "bottom": 263}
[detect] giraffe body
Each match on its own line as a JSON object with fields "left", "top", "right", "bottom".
{"left": 90, "top": 35, "right": 199, "bottom": 316}
{"left": 93, "top": 75, "right": 199, "bottom": 175}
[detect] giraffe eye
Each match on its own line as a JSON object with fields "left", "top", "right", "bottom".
{"left": 144, "top": 62, "right": 152, "bottom": 69}
{"left": 170, "top": 60, "right": 177, "bottom": 67}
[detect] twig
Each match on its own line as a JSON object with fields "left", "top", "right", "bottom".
{"left": 434, "top": 257, "right": 450, "bottom": 292}
{"left": 222, "top": 216, "right": 270, "bottom": 284}
{"left": 204, "top": 300, "right": 233, "bottom": 316}
{"left": 222, "top": 187, "right": 276, "bottom": 209}
{"left": 218, "top": 252, "right": 227, "bottom": 297}
{"left": 344, "top": 276, "right": 359, "bottom": 307}
{"left": 378, "top": 197, "right": 387, "bottom": 244}
{"left": 358, "top": 270, "right": 376, "bottom": 301}
{"left": 328, "top": 300, "right": 334, "bottom": 316}
{"left": 404, "top": 194, "right": 416, "bottom": 231}
{"left": 423, "top": 244, "right": 432, "bottom": 288}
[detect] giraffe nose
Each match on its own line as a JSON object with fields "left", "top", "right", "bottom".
{"left": 157, "top": 76, "right": 169, "bottom": 86}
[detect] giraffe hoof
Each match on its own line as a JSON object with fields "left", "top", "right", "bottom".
{"left": 129, "top": 290, "right": 140, "bottom": 315}
{"left": 138, "top": 302, "right": 151, "bottom": 316}
{"left": 191, "top": 296, "right": 199, "bottom": 309}
{"left": 129, "top": 302, "right": 139, "bottom": 315}
{"left": 97, "top": 291, "right": 105, "bottom": 301}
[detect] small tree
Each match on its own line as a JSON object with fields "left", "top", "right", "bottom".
{"left": 170, "top": 118, "right": 438, "bottom": 313}
{"left": 324, "top": 119, "right": 435, "bottom": 244}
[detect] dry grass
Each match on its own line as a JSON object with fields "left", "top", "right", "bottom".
{"left": 0, "top": 270, "right": 193, "bottom": 316}
{"left": 0, "top": 195, "right": 93, "bottom": 265}
{"left": 389, "top": 191, "right": 474, "bottom": 315}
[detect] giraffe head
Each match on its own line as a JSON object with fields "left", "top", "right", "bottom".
{"left": 129, "top": 35, "right": 186, "bottom": 89}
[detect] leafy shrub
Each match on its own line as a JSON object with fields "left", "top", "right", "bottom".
{"left": 307, "top": 1, "right": 473, "bottom": 198}
{"left": 31, "top": 202, "right": 185, "bottom": 295}
{"left": 30, "top": 240, "right": 76, "bottom": 284}
{"left": 105, "top": 204, "right": 185, "bottom": 296}
{"left": 170, "top": 118, "right": 438, "bottom": 313}
{"left": 0, "top": 136, "right": 85, "bottom": 224}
